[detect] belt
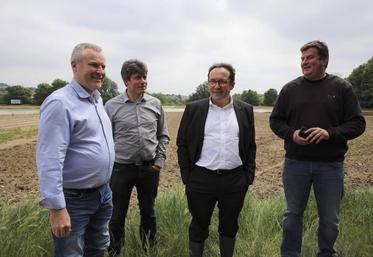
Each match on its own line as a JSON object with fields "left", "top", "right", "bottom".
{"left": 121, "top": 159, "right": 154, "bottom": 167}
{"left": 198, "top": 165, "right": 243, "bottom": 175}
{"left": 64, "top": 184, "right": 103, "bottom": 194}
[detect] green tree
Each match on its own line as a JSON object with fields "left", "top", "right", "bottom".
{"left": 263, "top": 88, "right": 278, "bottom": 106}
{"left": 51, "top": 79, "right": 68, "bottom": 91}
{"left": 347, "top": 56, "right": 373, "bottom": 108}
{"left": 33, "top": 83, "right": 52, "bottom": 105}
{"left": 188, "top": 81, "right": 210, "bottom": 102}
{"left": 151, "top": 93, "right": 168, "bottom": 104}
{"left": 241, "top": 89, "right": 261, "bottom": 106}
{"left": 31, "top": 79, "right": 68, "bottom": 105}
{"left": 170, "top": 94, "right": 185, "bottom": 105}
{"left": 232, "top": 93, "right": 242, "bottom": 100}
{"left": 149, "top": 93, "right": 185, "bottom": 105}
{"left": 99, "top": 77, "right": 119, "bottom": 103}
{"left": 0, "top": 93, "right": 6, "bottom": 104}
{"left": 4, "top": 85, "right": 33, "bottom": 104}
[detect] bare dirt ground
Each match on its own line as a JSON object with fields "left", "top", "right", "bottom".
{"left": 0, "top": 112, "right": 372, "bottom": 204}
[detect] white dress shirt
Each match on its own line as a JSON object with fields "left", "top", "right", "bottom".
{"left": 195, "top": 98, "right": 242, "bottom": 170}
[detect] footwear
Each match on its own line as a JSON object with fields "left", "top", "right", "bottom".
{"left": 189, "top": 240, "right": 204, "bottom": 257}
{"left": 219, "top": 235, "right": 236, "bottom": 257}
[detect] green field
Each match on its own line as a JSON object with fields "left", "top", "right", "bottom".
{"left": 0, "top": 187, "right": 372, "bottom": 257}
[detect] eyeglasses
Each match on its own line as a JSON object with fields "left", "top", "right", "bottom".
{"left": 208, "top": 79, "right": 230, "bottom": 86}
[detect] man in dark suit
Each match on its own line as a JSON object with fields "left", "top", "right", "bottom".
{"left": 177, "top": 63, "right": 256, "bottom": 257}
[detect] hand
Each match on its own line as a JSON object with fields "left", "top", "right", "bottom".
{"left": 151, "top": 165, "right": 161, "bottom": 172}
{"left": 50, "top": 208, "right": 71, "bottom": 238}
{"left": 304, "top": 127, "right": 330, "bottom": 144}
{"left": 293, "top": 129, "right": 310, "bottom": 145}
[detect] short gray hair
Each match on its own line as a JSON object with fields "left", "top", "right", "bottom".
{"left": 300, "top": 40, "right": 329, "bottom": 67}
{"left": 71, "top": 43, "right": 102, "bottom": 62}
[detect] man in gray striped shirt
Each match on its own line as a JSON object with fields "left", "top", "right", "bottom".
{"left": 105, "top": 59, "right": 169, "bottom": 256}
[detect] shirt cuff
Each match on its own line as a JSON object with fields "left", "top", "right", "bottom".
{"left": 39, "top": 192, "right": 66, "bottom": 209}
{"left": 154, "top": 158, "right": 165, "bottom": 168}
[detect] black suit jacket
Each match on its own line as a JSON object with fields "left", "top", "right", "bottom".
{"left": 177, "top": 98, "right": 256, "bottom": 185}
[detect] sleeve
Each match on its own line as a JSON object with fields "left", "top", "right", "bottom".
{"left": 154, "top": 105, "right": 170, "bottom": 168}
{"left": 327, "top": 85, "right": 366, "bottom": 142}
{"left": 104, "top": 101, "right": 115, "bottom": 134}
{"left": 176, "top": 104, "right": 192, "bottom": 184}
{"left": 269, "top": 87, "right": 296, "bottom": 141}
{"left": 36, "top": 97, "right": 70, "bottom": 209}
{"left": 245, "top": 105, "right": 256, "bottom": 185}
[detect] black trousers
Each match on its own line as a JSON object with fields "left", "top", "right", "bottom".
{"left": 108, "top": 162, "right": 159, "bottom": 254}
{"left": 186, "top": 166, "right": 249, "bottom": 242}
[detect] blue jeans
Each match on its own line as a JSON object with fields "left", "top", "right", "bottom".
{"left": 281, "top": 158, "right": 344, "bottom": 257}
{"left": 53, "top": 183, "right": 113, "bottom": 257}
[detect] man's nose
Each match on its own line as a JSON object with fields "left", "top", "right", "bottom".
{"left": 96, "top": 65, "right": 105, "bottom": 74}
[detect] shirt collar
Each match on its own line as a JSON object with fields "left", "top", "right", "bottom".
{"left": 209, "top": 96, "right": 233, "bottom": 109}
{"left": 70, "top": 79, "right": 101, "bottom": 103}
{"left": 123, "top": 90, "right": 148, "bottom": 103}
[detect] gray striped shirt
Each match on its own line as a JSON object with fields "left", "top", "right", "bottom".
{"left": 105, "top": 92, "right": 169, "bottom": 167}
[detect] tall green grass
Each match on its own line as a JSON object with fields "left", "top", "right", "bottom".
{"left": 0, "top": 127, "right": 38, "bottom": 143}
{"left": 0, "top": 198, "right": 52, "bottom": 257}
{"left": 1, "top": 187, "right": 372, "bottom": 257}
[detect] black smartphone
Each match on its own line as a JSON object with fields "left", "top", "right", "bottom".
{"left": 299, "top": 126, "right": 309, "bottom": 138}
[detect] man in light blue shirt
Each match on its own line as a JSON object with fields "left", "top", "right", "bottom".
{"left": 36, "top": 42, "right": 115, "bottom": 257}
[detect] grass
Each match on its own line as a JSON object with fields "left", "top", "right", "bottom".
{"left": 0, "top": 127, "right": 38, "bottom": 143}
{"left": 0, "top": 104, "right": 39, "bottom": 109}
{"left": 1, "top": 186, "right": 372, "bottom": 257}
{"left": 0, "top": 198, "right": 52, "bottom": 257}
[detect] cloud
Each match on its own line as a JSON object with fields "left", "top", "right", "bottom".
{"left": 0, "top": 0, "right": 372, "bottom": 95}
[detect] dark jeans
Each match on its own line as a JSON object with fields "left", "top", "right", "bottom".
{"left": 186, "top": 166, "right": 248, "bottom": 242}
{"left": 108, "top": 162, "right": 159, "bottom": 255}
{"left": 281, "top": 158, "right": 344, "bottom": 257}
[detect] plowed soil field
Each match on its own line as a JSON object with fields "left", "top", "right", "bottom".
{"left": 0, "top": 112, "right": 372, "bottom": 204}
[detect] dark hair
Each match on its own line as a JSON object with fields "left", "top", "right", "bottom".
{"left": 121, "top": 59, "right": 148, "bottom": 81}
{"left": 208, "top": 63, "right": 236, "bottom": 82}
{"left": 300, "top": 40, "right": 329, "bottom": 67}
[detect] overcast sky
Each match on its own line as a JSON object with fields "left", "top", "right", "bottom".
{"left": 1, "top": 0, "right": 372, "bottom": 95}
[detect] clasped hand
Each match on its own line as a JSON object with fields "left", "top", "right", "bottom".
{"left": 293, "top": 127, "right": 329, "bottom": 145}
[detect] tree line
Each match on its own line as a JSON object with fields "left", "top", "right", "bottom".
{"left": 187, "top": 81, "right": 278, "bottom": 106}
{"left": 0, "top": 77, "right": 120, "bottom": 105}
{"left": 1, "top": 55, "right": 372, "bottom": 107}
{"left": 347, "top": 55, "right": 373, "bottom": 108}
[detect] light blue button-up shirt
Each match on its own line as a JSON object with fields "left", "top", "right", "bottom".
{"left": 36, "top": 80, "right": 115, "bottom": 209}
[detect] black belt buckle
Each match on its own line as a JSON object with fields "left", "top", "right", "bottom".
{"left": 216, "top": 169, "right": 223, "bottom": 175}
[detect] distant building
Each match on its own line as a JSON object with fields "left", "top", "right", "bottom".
{"left": 11, "top": 99, "right": 22, "bottom": 105}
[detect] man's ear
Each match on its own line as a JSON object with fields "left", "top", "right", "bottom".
{"left": 124, "top": 80, "right": 129, "bottom": 87}
{"left": 230, "top": 81, "right": 235, "bottom": 90}
{"left": 71, "top": 61, "right": 77, "bottom": 72}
